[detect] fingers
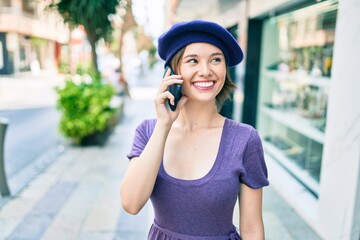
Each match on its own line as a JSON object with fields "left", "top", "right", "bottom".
{"left": 155, "top": 91, "right": 175, "bottom": 106}
{"left": 158, "top": 77, "right": 183, "bottom": 94}
{"left": 163, "top": 67, "right": 172, "bottom": 78}
{"left": 174, "top": 95, "right": 188, "bottom": 112}
{"left": 156, "top": 72, "right": 185, "bottom": 116}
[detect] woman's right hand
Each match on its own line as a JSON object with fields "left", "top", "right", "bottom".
{"left": 155, "top": 68, "right": 188, "bottom": 126}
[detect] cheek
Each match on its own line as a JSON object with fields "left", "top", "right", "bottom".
{"left": 179, "top": 68, "right": 193, "bottom": 87}
{"left": 179, "top": 67, "right": 192, "bottom": 79}
{"left": 216, "top": 79, "right": 226, "bottom": 95}
{"left": 218, "top": 70, "right": 227, "bottom": 85}
{"left": 213, "top": 64, "right": 226, "bottom": 79}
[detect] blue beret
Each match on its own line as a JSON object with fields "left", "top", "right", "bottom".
{"left": 158, "top": 20, "right": 244, "bottom": 68}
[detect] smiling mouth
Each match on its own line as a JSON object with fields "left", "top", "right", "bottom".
{"left": 193, "top": 81, "right": 215, "bottom": 89}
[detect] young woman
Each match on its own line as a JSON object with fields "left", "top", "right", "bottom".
{"left": 121, "top": 20, "right": 269, "bottom": 240}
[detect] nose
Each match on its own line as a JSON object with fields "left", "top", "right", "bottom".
{"left": 198, "top": 62, "right": 212, "bottom": 77}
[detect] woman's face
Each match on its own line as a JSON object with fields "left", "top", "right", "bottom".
{"left": 178, "top": 42, "right": 226, "bottom": 104}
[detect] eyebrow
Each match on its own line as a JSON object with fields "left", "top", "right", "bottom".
{"left": 183, "top": 52, "right": 224, "bottom": 59}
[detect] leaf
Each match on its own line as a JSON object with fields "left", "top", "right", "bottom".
{"left": 56, "top": 66, "right": 116, "bottom": 141}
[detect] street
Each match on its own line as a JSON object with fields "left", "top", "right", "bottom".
{"left": 0, "top": 107, "right": 65, "bottom": 200}
{"left": 1, "top": 107, "right": 61, "bottom": 177}
{"left": 0, "top": 72, "right": 65, "bottom": 202}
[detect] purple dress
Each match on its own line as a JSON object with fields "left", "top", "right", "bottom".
{"left": 127, "top": 118, "right": 269, "bottom": 240}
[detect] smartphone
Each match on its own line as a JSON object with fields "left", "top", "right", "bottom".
{"left": 164, "top": 65, "right": 182, "bottom": 111}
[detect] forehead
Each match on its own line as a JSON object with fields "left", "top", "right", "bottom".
{"left": 183, "top": 42, "right": 223, "bottom": 55}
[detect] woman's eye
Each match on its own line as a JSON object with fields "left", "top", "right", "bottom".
{"left": 211, "top": 57, "right": 222, "bottom": 63}
{"left": 188, "top": 59, "right": 197, "bottom": 63}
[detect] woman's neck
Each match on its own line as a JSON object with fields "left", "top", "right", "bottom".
{"left": 174, "top": 101, "right": 224, "bottom": 131}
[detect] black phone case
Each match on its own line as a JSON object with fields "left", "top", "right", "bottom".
{"left": 164, "top": 66, "right": 182, "bottom": 111}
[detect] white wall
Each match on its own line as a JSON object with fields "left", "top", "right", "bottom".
{"left": 317, "top": 0, "right": 360, "bottom": 239}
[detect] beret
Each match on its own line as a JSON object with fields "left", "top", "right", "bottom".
{"left": 158, "top": 20, "right": 244, "bottom": 68}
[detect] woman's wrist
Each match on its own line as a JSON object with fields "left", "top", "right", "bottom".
{"left": 154, "top": 121, "right": 172, "bottom": 134}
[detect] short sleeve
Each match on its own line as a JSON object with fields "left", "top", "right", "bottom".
{"left": 240, "top": 128, "right": 269, "bottom": 188}
{"left": 126, "top": 119, "right": 156, "bottom": 160}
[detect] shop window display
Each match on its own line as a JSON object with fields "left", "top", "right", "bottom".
{"left": 257, "top": 1, "right": 338, "bottom": 197}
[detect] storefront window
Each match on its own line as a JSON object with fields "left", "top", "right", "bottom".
{"left": 0, "top": 42, "right": 3, "bottom": 69}
{"left": 257, "top": 0, "right": 338, "bottom": 197}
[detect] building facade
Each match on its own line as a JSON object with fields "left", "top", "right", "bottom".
{"left": 0, "top": 0, "right": 68, "bottom": 74}
{"left": 244, "top": 0, "right": 360, "bottom": 239}
{"left": 165, "top": 0, "right": 360, "bottom": 239}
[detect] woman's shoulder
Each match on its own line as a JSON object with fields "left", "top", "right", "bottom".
{"left": 138, "top": 118, "right": 157, "bottom": 127}
{"left": 135, "top": 118, "right": 157, "bottom": 135}
{"left": 225, "top": 118, "right": 256, "bottom": 133}
{"left": 224, "top": 118, "right": 263, "bottom": 146}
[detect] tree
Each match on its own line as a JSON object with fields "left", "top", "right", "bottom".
{"left": 48, "top": 0, "right": 119, "bottom": 73}
{"left": 116, "top": 0, "right": 136, "bottom": 76}
{"left": 108, "top": 0, "right": 137, "bottom": 97}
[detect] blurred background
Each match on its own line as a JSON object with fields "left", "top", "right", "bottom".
{"left": 0, "top": 0, "right": 359, "bottom": 239}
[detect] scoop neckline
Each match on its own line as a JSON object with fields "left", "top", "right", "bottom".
{"left": 160, "top": 118, "right": 229, "bottom": 186}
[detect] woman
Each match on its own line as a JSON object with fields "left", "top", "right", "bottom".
{"left": 121, "top": 20, "right": 269, "bottom": 240}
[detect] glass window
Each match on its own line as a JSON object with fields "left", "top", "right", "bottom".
{"left": 22, "top": 0, "right": 35, "bottom": 14}
{"left": 257, "top": 0, "right": 338, "bottom": 197}
{"left": 0, "top": 42, "right": 3, "bottom": 69}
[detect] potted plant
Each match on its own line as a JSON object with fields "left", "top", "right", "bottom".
{"left": 55, "top": 66, "right": 118, "bottom": 146}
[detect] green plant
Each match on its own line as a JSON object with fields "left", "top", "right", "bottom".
{"left": 148, "top": 46, "right": 158, "bottom": 69}
{"left": 58, "top": 61, "right": 70, "bottom": 74}
{"left": 56, "top": 70, "right": 116, "bottom": 145}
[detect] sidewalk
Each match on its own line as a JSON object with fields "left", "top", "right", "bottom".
{"left": 0, "top": 69, "right": 157, "bottom": 240}
{"left": 0, "top": 98, "right": 154, "bottom": 240}
{"left": 0, "top": 65, "right": 322, "bottom": 239}
{"left": 0, "top": 71, "right": 64, "bottom": 110}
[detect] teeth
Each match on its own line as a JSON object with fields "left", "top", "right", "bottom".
{"left": 194, "top": 81, "right": 214, "bottom": 88}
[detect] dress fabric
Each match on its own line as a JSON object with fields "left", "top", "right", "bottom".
{"left": 148, "top": 221, "right": 241, "bottom": 240}
{"left": 127, "top": 118, "right": 269, "bottom": 240}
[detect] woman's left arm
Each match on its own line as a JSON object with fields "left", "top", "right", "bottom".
{"left": 239, "top": 184, "right": 265, "bottom": 240}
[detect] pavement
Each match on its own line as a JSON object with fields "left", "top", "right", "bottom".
{"left": 0, "top": 71, "right": 64, "bottom": 110}
{"left": 0, "top": 65, "right": 323, "bottom": 239}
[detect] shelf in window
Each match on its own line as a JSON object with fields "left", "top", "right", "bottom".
{"left": 262, "top": 106, "right": 325, "bottom": 144}
{"left": 263, "top": 141, "right": 320, "bottom": 196}
{"left": 264, "top": 70, "right": 331, "bottom": 88}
